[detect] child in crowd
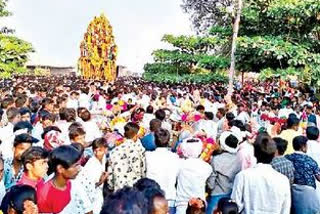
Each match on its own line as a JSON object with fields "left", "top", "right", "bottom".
{"left": 17, "top": 146, "right": 48, "bottom": 188}
{"left": 36, "top": 145, "right": 83, "bottom": 213}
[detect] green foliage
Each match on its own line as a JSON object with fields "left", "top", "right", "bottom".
{"left": 258, "top": 67, "right": 301, "bottom": 81}
{"left": 143, "top": 71, "right": 228, "bottom": 84}
{"left": 0, "top": 34, "right": 34, "bottom": 75}
{"left": 152, "top": 49, "right": 230, "bottom": 70}
{"left": 0, "top": 1, "right": 34, "bottom": 78}
{"left": 0, "top": 0, "right": 11, "bottom": 17}
{"left": 144, "top": 34, "right": 230, "bottom": 84}
{"left": 146, "top": 0, "right": 320, "bottom": 87}
{"left": 143, "top": 63, "right": 189, "bottom": 75}
{"left": 227, "top": 0, "right": 320, "bottom": 87}
{"left": 161, "top": 34, "right": 224, "bottom": 54}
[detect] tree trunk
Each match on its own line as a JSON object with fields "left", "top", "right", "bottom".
{"left": 227, "top": 0, "right": 243, "bottom": 96}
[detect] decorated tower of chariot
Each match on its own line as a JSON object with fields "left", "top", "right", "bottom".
{"left": 78, "top": 14, "right": 118, "bottom": 81}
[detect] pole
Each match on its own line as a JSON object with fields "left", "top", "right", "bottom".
{"left": 227, "top": 0, "right": 243, "bottom": 96}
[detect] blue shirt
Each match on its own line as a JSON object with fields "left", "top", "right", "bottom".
{"left": 141, "top": 133, "right": 156, "bottom": 151}
{"left": 3, "top": 158, "right": 24, "bottom": 190}
{"left": 286, "top": 152, "right": 320, "bottom": 189}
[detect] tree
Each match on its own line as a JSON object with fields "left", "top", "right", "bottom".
{"left": 182, "top": 0, "right": 320, "bottom": 88}
{"left": 233, "top": 0, "right": 320, "bottom": 87}
{"left": 143, "top": 34, "right": 229, "bottom": 84}
{"left": 181, "top": 0, "right": 234, "bottom": 34}
{"left": 228, "top": 0, "right": 243, "bottom": 95}
{"left": 0, "top": 0, "right": 33, "bottom": 78}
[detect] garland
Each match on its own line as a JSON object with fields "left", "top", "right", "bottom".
{"left": 260, "top": 114, "right": 287, "bottom": 125}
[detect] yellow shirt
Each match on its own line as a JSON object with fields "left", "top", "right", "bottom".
{"left": 278, "top": 129, "right": 300, "bottom": 155}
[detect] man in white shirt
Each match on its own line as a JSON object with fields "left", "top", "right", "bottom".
{"left": 155, "top": 109, "right": 172, "bottom": 132}
{"left": 67, "top": 91, "right": 80, "bottom": 110}
{"left": 146, "top": 128, "right": 181, "bottom": 214}
{"left": 142, "top": 105, "right": 155, "bottom": 131}
{"left": 306, "top": 126, "right": 320, "bottom": 199}
{"left": 194, "top": 112, "right": 217, "bottom": 140}
{"left": 0, "top": 107, "right": 21, "bottom": 159}
{"left": 278, "top": 103, "right": 294, "bottom": 119}
{"left": 236, "top": 104, "right": 250, "bottom": 125}
{"left": 231, "top": 133, "right": 291, "bottom": 214}
{"left": 306, "top": 126, "right": 320, "bottom": 165}
{"left": 175, "top": 139, "right": 212, "bottom": 214}
{"left": 79, "top": 87, "right": 90, "bottom": 109}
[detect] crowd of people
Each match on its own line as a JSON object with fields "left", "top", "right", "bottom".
{"left": 0, "top": 75, "right": 318, "bottom": 214}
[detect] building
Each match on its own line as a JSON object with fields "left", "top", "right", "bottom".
{"left": 27, "top": 65, "right": 76, "bottom": 76}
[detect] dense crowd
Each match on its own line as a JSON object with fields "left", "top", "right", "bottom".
{"left": 0, "top": 75, "right": 318, "bottom": 214}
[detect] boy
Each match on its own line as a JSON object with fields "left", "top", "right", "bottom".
{"left": 108, "top": 122, "right": 146, "bottom": 191}
{"left": 19, "top": 107, "right": 31, "bottom": 123}
{"left": 77, "top": 138, "right": 108, "bottom": 214}
{"left": 17, "top": 146, "right": 49, "bottom": 188}
{"left": 32, "top": 112, "right": 56, "bottom": 144}
{"left": 36, "top": 145, "right": 90, "bottom": 213}
{"left": 3, "top": 133, "right": 38, "bottom": 190}
{"left": 69, "top": 127, "right": 86, "bottom": 146}
{"left": 0, "top": 107, "right": 21, "bottom": 159}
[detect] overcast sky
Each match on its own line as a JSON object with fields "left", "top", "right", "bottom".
{"left": 3, "top": 0, "right": 193, "bottom": 73}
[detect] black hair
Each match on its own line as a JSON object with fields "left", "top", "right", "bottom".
{"left": 69, "top": 127, "right": 86, "bottom": 141}
{"left": 155, "top": 109, "right": 166, "bottom": 121}
{"left": 40, "top": 112, "right": 56, "bottom": 123}
{"left": 149, "top": 119, "right": 162, "bottom": 133}
{"left": 48, "top": 145, "right": 82, "bottom": 173}
{"left": 142, "top": 188, "right": 166, "bottom": 214}
{"left": 1, "top": 97, "right": 14, "bottom": 109}
{"left": 41, "top": 98, "right": 54, "bottom": 108}
{"left": 272, "top": 137, "right": 288, "bottom": 156}
{"left": 306, "top": 126, "right": 319, "bottom": 141}
{"left": 19, "top": 107, "right": 31, "bottom": 116}
{"left": 293, "top": 136, "right": 308, "bottom": 151}
{"left": 1, "top": 185, "right": 37, "bottom": 214}
{"left": 21, "top": 146, "right": 49, "bottom": 171}
{"left": 6, "top": 107, "right": 20, "bottom": 122}
{"left": 226, "top": 112, "right": 235, "bottom": 122}
{"left": 217, "top": 108, "right": 226, "bottom": 117}
{"left": 225, "top": 134, "right": 239, "bottom": 149}
{"left": 14, "top": 134, "right": 37, "bottom": 147}
{"left": 64, "top": 108, "right": 76, "bottom": 122}
{"left": 146, "top": 105, "right": 154, "bottom": 114}
{"left": 15, "top": 96, "right": 27, "bottom": 108}
{"left": 133, "top": 178, "right": 161, "bottom": 192}
{"left": 92, "top": 138, "right": 108, "bottom": 151}
{"left": 154, "top": 128, "right": 170, "bottom": 148}
{"left": 254, "top": 133, "right": 276, "bottom": 164}
{"left": 217, "top": 197, "right": 239, "bottom": 214}
{"left": 29, "top": 101, "right": 40, "bottom": 113}
{"left": 287, "top": 117, "right": 300, "bottom": 129}
{"left": 196, "top": 105, "right": 205, "bottom": 112}
{"left": 70, "top": 143, "right": 85, "bottom": 154}
{"left": 13, "top": 121, "right": 33, "bottom": 133}
{"left": 204, "top": 112, "right": 214, "bottom": 120}
{"left": 78, "top": 109, "right": 91, "bottom": 122}
{"left": 68, "top": 122, "right": 83, "bottom": 131}
{"left": 230, "top": 120, "right": 245, "bottom": 131}
{"left": 124, "top": 122, "right": 140, "bottom": 139}
{"left": 100, "top": 187, "right": 148, "bottom": 214}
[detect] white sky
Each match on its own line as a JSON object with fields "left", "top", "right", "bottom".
{"left": 2, "top": 0, "right": 193, "bottom": 73}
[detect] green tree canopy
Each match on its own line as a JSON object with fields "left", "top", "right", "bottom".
{"left": 0, "top": 0, "right": 33, "bottom": 78}
{"left": 144, "top": 0, "right": 320, "bottom": 86}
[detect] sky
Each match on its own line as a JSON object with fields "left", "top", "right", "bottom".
{"left": 3, "top": 0, "right": 193, "bottom": 73}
